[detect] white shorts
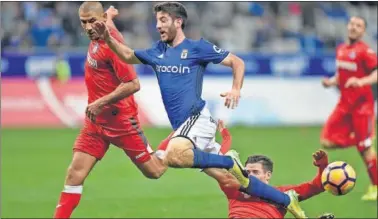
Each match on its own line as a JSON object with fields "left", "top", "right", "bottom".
{"left": 155, "top": 107, "right": 222, "bottom": 160}
{"left": 172, "top": 106, "right": 220, "bottom": 152}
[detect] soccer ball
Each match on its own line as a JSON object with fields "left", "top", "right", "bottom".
{"left": 321, "top": 161, "right": 356, "bottom": 196}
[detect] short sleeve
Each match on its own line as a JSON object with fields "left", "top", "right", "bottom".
{"left": 197, "top": 38, "right": 230, "bottom": 65}
{"left": 109, "top": 52, "right": 137, "bottom": 83}
{"left": 134, "top": 41, "right": 163, "bottom": 66}
{"left": 362, "top": 47, "right": 377, "bottom": 72}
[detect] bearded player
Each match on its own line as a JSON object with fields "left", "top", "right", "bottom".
{"left": 205, "top": 121, "right": 332, "bottom": 218}
{"left": 320, "top": 16, "right": 377, "bottom": 201}
{"left": 53, "top": 2, "right": 306, "bottom": 218}
{"left": 214, "top": 149, "right": 333, "bottom": 219}
{"left": 93, "top": 2, "right": 311, "bottom": 217}
{"left": 157, "top": 120, "right": 332, "bottom": 218}
{"left": 53, "top": 2, "right": 235, "bottom": 218}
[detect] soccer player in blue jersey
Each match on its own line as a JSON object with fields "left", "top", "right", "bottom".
{"left": 92, "top": 2, "right": 306, "bottom": 217}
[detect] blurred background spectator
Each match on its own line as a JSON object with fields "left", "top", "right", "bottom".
{"left": 2, "top": 1, "right": 377, "bottom": 53}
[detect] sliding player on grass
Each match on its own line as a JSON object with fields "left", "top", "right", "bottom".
{"left": 204, "top": 121, "right": 334, "bottom": 218}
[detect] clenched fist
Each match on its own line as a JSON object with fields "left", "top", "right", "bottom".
{"left": 312, "top": 149, "right": 329, "bottom": 169}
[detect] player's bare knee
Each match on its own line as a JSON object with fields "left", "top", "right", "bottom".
{"left": 165, "top": 147, "right": 192, "bottom": 167}
{"left": 141, "top": 170, "right": 161, "bottom": 179}
{"left": 65, "top": 165, "right": 87, "bottom": 185}
{"left": 141, "top": 166, "right": 163, "bottom": 179}
{"left": 165, "top": 149, "right": 183, "bottom": 167}
{"left": 137, "top": 156, "right": 167, "bottom": 179}
{"left": 164, "top": 137, "right": 193, "bottom": 167}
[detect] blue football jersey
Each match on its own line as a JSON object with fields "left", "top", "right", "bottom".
{"left": 134, "top": 38, "right": 229, "bottom": 130}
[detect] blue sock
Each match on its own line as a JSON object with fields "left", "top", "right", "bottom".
{"left": 242, "top": 175, "right": 290, "bottom": 207}
{"left": 192, "top": 149, "right": 234, "bottom": 169}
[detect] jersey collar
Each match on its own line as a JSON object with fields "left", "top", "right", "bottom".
{"left": 166, "top": 38, "right": 187, "bottom": 48}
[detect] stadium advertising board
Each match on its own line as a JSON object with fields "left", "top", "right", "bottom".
{"left": 2, "top": 77, "right": 343, "bottom": 128}
{"left": 1, "top": 51, "right": 336, "bottom": 77}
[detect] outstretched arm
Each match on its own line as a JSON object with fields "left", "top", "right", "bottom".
{"left": 278, "top": 150, "right": 328, "bottom": 201}
{"left": 92, "top": 21, "right": 141, "bottom": 64}
{"left": 220, "top": 54, "right": 245, "bottom": 109}
{"left": 105, "top": 6, "right": 118, "bottom": 30}
{"left": 218, "top": 120, "right": 232, "bottom": 155}
{"left": 196, "top": 39, "right": 245, "bottom": 109}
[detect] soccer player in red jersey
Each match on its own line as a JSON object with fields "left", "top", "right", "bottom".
{"left": 201, "top": 121, "right": 331, "bottom": 218}
{"left": 320, "top": 16, "right": 377, "bottom": 201}
{"left": 53, "top": 3, "right": 167, "bottom": 218}
{"left": 54, "top": 3, "right": 307, "bottom": 218}
{"left": 218, "top": 150, "right": 328, "bottom": 218}
{"left": 156, "top": 120, "right": 315, "bottom": 218}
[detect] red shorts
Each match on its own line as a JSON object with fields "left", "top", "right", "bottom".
{"left": 73, "top": 117, "right": 153, "bottom": 163}
{"left": 321, "top": 100, "right": 376, "bottom": 152}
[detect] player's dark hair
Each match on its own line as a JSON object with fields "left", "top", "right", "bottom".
{"left": 350, "top": 15, "right": 368, "bottom": 28}
{"left": 153, "top": 2, "right": 188, "bottom": 30}
{"left": 245, "top": 155, "right": 274, "bottom": 173}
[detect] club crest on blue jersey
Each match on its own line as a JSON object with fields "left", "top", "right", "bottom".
{"left": 348, "top": 51, "right": 356, "bottom": 59}
{"left": 181, "top": 49, "right": 188, "bottom": 59}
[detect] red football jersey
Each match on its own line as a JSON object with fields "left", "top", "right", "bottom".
{"left": 85, "top": 27, "right": 138, "bottom": 125}
{"left": 336, "top": 41, "right": 377, "bottom": 105}
{"left": 221, "top": 172, "right": 324, "bottom": 218}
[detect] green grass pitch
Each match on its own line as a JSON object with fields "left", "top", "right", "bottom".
{"left": 2, "top": 126, "right": 377, "bottom": 218}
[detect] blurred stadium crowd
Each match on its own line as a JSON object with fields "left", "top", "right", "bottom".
{"left": 1, "top": 1, "right": 377, "bottom": 53}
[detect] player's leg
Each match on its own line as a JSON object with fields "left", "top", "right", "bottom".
{"left": 204, "top": 168, "right": 242, "bottom": 190}
{"left": 109, "top": 118, "right": 168, "bottom": 179}
{"left": 352, "top": 111, "right": 377, "bottom": 201}
{"left": 54, "top": 123, "right": 110, "bottom": 218}
{"left": 163, "top": 110, "right": 303, "bottom": 215}
{"left": 203, "top": 148, "right": 305, "bottom": 218}
{"left": 163, "top": 110, "right": 235, "bottom": 170}
{"left": 320, "top": 105, "right": 355, "bottom": 149}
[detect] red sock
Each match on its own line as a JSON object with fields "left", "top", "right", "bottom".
{"left": 365, "top": 155, "right": 378, "bottom": 185}
{"left": 220, "top": 129, "right": 232, "bottom": 154}
{"left": 53, "top": 185, "right": 83, "bottom": 219}
{"left": 155, "top": 132, "right": 174, "bottom": 159}
{"left": 157, "top": 132, "right": 174, "bottom": 151}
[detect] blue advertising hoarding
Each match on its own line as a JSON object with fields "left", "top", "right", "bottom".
{"left": 1, "top": 50, "right": 336, "bottom": 78}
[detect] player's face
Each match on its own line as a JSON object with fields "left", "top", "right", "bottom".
{"left": 79, "top": 11, "right": 106, "bottom": 40}
{"left": 156, "top": 12, "right": 180, "bottom": 43}
{"left": 246, "top": 163, "right": 272, "bottom": 183}
{"left": 347, "top": 17, "right": 365, "bottom": 41}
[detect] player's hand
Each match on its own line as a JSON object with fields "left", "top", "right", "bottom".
{"left": 92, "top": 21, "right": 110, "bottom": 41}
{"left": 318, "top": 213, "right": 335, "bottom": 219}
{"left": 312, "top": 149, "right": 329, "bottom": 168}
{"left": 217, "top": 119, "right": 226, "bottom": 132}
{"left": 322, "top": 78, "right": 335, "bottom": 88}
{"left": 86, "top": 100, "right": 105, "bottom": 123}
{"left": 345, "top": 77, "right": 364, "bottom": 88}
{"left": 105, "top": 5, "right": 118, "bottom": 19}
{"left": 220, "top": 89, "right": 240, "bottom": 109}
